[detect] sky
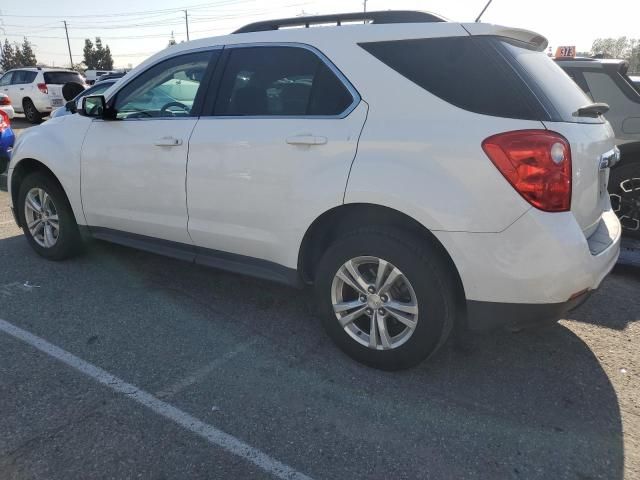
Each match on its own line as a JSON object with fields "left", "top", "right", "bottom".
{"left": 1, "top": 0, "right": 639, "bottom": 69}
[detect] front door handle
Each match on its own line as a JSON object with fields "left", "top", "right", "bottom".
{"left": 154, "top": 136, "right": 183, "bottom": 147}
{"left": 286, "top": 135, "right": 328, "bottom": 146}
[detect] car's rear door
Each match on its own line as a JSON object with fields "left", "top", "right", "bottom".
{"left": 81, "top": 49, "right": 219, "bottom": 245}
{"left": 186, "top": 44, "right": 367, "bottom": 271}
{"left": 0, "top": 72, "right": 14, "bottom": 102}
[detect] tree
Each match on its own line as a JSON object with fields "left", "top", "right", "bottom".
{"left": 83, "top": 38, "right": 96, "bottom": 69}
{"left": 18, "top": 37, "right": 37, "bottom": 67}
{"left": 82, "top": 37, "right": 113, "bottom": 70}
{"left": 591, "top": 37, "right": 631, "bottom": 59}
{"left": 1, "top": 39, "right": 16, "bottom": 71}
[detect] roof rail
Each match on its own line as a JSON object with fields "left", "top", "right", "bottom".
{"left": 233, "top": 10, "right": 446, "bottom": 34}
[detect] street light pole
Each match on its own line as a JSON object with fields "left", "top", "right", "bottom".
{"left": 184, "top": 10, "right": 190, "bottom": 41}
{"left": 63, "top": 21, "right": 73, "bottom": 68}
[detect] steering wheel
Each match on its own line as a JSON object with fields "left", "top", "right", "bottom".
{"left": 160, "top": 101, "right": 190, "bottom": 116}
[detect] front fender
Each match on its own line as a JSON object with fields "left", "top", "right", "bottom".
{"left": 9, "top": 114, "right": 93, "bottom": 226}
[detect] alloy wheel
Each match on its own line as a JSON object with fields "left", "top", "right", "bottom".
{"left": 24, "top": 188, "right": 60, "bottom": 248}
{"left": 330, "top": 256, "right": 419, "bottom": 350}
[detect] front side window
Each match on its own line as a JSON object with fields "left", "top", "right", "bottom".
{"left": 113, "top": 51, "right": 214, "bottom": 119}
{"left": 214, "top": 46, "right": 354, "bottom": 116}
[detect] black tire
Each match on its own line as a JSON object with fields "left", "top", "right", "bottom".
{"left": 23, "top": 98, "right": 42, "bottom": 124}
{"left": 314, "top": 228, "right": 457, "bottom": 370}
{"left": 18, "top": 172, "right": 83, "bottom": 260}
{"left": 609, "top": 160, "right": 640, "bottom": 239}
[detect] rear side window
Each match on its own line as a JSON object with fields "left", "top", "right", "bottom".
{"left": 11, "top": 71, "right": 37, "bottom": 84}
{"left": 359, "top": 37, "right": 543, "bottom": 120}
{"left": 44, "top": 71, "right": 83, "bottom": 85}
{"left": 214, "top": 46, "right": 354, "bottom": 116}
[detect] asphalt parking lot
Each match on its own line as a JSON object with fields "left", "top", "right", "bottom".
{"left": 1, "top": 117, "right": 639, "bottom": 479}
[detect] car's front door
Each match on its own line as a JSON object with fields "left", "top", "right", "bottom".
{"left": 187, "top": 45, "right": 367, "bottom": 269}
{"left": 81, "top": 50, "right": 218, "bottom": 244}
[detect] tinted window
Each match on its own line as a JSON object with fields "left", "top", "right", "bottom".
{"left": 0, "top": 72, "right": 12, "bottom": 86}
{"left": 44, "top": 71, "right": 83, "bottom": 84}
{"left": 500, "top": 40, "right": 597, "bottom": 122}
{"left": 214, "top": 46, "right": 353, "bottom": 116}
{"left": 583, "top": 71, "right": 640, "bottom": 108}
{"left": 12, "top": 71, "right": 37, "bottom": 84}
{"left": 359, "top": 37, "right": 542, "bottom": 120}
{"left": 114, "top": 51, "right": 213, "bottom": 119}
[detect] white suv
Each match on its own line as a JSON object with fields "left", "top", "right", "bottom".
{"left": 0, "top": 68, "right": 85, "bottom": 123}
{"left": 7, "top": 11, "right": 622, "bottom": 370}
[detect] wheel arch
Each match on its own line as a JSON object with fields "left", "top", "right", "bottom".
{"left": 10, "top": 158, "right": 69, "bottom": 227}
{"left": 298, "top": 203, "right": 466, "bottom": 307}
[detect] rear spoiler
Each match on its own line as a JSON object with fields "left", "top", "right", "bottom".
{"left": 461, "top": 23, "right": 548, "bottom": 51}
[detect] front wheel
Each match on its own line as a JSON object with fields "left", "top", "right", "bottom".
{"left": 18, "top": 172, "right": 83, "bottom": 260}
{"left": 609, "top": 160, "right": 640, "bottom": 239}
{"left": 315, "top": 228, "right": 457, "bottom": 370}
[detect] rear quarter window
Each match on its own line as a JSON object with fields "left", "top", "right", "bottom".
{"left": 359, "top": 36, "right": 545, "bottom": 121}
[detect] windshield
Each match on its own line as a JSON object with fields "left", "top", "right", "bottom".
{"left": 44, "top": 71, "right": 84, "bottom": 85}
{"left": 500, "top": 40, "right": 601, "bottom": 123}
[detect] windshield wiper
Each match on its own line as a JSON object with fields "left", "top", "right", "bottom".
{"left": 575, "top": 102, "right": 610, "bottom": 118}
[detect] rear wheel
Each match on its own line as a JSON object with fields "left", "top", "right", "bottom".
{"left": 610, "top": 160, "right": 640, "bottom": 239}
{"left": 23, "top": 99, "right": 42, "bottom": 124}
{"left": 315, "top": 228, "right": 456, "bottom": 370}
{"left": 18, "top": 172, "right": 83, "bottom": 260}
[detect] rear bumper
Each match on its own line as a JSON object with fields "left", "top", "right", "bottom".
{"left": 466, "top": 286, "right": 593, "bottom": 331}
{"left": 435, "top": 206, "right": 621, "bottom": 330}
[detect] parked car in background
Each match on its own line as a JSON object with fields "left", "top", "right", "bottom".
{"left": 50, "top": 79, "right": 117, "bottom": 119}
{"left": 7, "top": 11, "right": 622, "bottom": 370}
{"left": 0, "top": 93, "right": 15, "bottom": 119}
{"left": 95, "top": 72, "right": 127, "bottom": 83}
{"left": 0, "top": 68, "right": 86, "bottom": 123}
{"left": 84, "top": 69, "right": 117, "bottom": 85}
{"left": 557, "top": 57, "right": 640, "bottom": 237}
{"left": 0, "top": 110, "right": 15, "bottom": 173}
{"left": 630, "top": 76, "right": 640, "bottom": 91}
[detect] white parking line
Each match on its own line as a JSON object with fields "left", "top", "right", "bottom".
{"left": 156, "top": 338, "right": 259, "bottom": 399}
{"left": 0, "top": 317, "right": 312, "bottom": 480}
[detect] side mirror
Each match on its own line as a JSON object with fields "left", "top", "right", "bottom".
{"left": 80, "top": 95, "right": 112, "bottom": 119}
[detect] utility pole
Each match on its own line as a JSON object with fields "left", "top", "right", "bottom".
{"left": 363, "top": 0, "right": 367, "bottom": 13}
{"left": 63, "top": 20, "right": 73, "bottom": 68}
{"left": 184, "top": 10, "right": 190, "bottom": 41}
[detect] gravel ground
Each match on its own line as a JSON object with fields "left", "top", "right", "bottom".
{"left": 0, "top": 118, "right": 638, "bottom": 479}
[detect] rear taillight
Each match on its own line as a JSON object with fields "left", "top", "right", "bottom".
{"left": 482, "top": 130, "right": 572, "bottom": 212}
{"left": 37, "top": 83, "right": 48, "bottom": 94}
{"left": 0, "top": 96, "right": 10, "bottom": 106}
{"left": 0, "top": 110, "right": 9, "bottom": 132}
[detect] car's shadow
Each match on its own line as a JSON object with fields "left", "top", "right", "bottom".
{"left": 0, "top": 234, "right": 626, "bottom": 479}
{"left": 97, "top": 240, "right": 627, "bottom": 479}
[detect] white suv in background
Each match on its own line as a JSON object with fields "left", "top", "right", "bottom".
{"left": 7, "top": 11, "right": 622, "bottom": 370}
{"left": 0, "top": 68, "right": 85, "bottom": 123}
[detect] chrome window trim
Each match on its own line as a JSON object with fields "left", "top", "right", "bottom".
{"left": 215, "top": 42, "right": 361, "bottom": 120}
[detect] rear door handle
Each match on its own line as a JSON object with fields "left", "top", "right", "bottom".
{"left": 286, "top": 135, "right": 328, "bottom": 146}
{"left": 154, "top": 136, "right": 183, "bottom": 147}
